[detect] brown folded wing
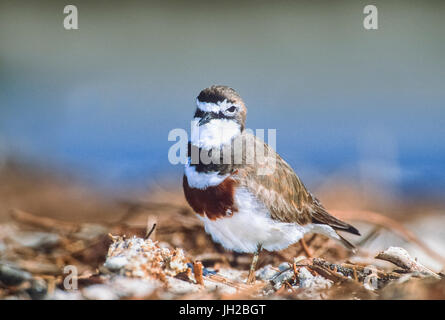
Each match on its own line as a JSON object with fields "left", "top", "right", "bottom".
{"left": 235, "top": 133, "right": 359, "bottom": 235}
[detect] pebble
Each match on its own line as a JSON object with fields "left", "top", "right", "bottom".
{"left": 0, "top": 262, "right": 33, "bottom": 285}
{"left": 26, "top": 278, "right": 48, "bottom": 300}
{"left": 278, "top": 262, "right": 291, "bottom": 272}
{"left": 298, "top": 267, "right": 331, "bottom": 289}
{"left": 111, "top": 276, "right": 159, "bottom": 298}
{"left": 82, "top": 284, "right": 119, "bottom": 300}
{"left": 52, "top": 289, "right": 84, "bottom": 300}
{"left": 256, "top": 265, "right": 278, "bottom": 281}
{"left": 166, "top": 276, "right": 201, "bottom": 295}
{"left": 272, "top": 269, "right": 294, "bottom": 290}
{"left": 103, "top": 256, "right": 129, "bottom": 272}
{"left": 9, "top": 232, "right": 59, "bottom": 249}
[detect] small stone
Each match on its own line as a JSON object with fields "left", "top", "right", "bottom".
{"left": 0, "top": 262, "right": 33, "bottom": 285}
{"left": 278, "top": 262, "right": 291, "bottom": 272}
{"left": 104, "top": 236, "right": 188, "bottom": 280}
{"left": 52, "top": 289, "right": 84, "bottom": 300}
{"left": 82, "top": 284, "right": 118, "bottom": 300}
{"left": 166, "top": 276, "right": 200, "bottom": 295}
{"left": 104, "top": 256, "right": 128, "bottom": 271}
{"left": 297, "top": 267, "right": 332, "bottom": 292}
{"left": 10, "top": 232, "right": 59, "bottom": 249}
{"left": 110, "top": 276, "right": 159, "bottom": 298}
{"left": 256, "top": 265, "right": 278, "bottom": 281}
{"left": 272, "top": 269, "right": 294, "bottom": 290}
{"left": 26, "top": 278, "right": 48, "bottom": 300}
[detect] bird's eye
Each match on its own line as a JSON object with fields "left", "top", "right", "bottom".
{"left": 227, "top": 106, "right": 237, "bottom": 113}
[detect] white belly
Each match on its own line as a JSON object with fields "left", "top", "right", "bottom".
{"left": 199, "top": 187, "right": 337, "bottom": 253}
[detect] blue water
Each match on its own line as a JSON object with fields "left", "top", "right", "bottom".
{"left": 1, "top": 1, "right": 444, "bottom": 196}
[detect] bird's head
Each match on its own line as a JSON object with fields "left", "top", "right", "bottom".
{"left": 194, "top": 85, "right": 247, "bottom": 131}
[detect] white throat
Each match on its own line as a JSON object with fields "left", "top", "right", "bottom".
{"left": 190, "top": 118, "right": 241, "bottom": 149}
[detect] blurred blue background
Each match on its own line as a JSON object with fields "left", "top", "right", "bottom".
{"left": 1, "top": 0, "right": 444, "bottom": 197}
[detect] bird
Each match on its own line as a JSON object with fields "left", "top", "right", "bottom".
{"left": 182, "top": 85, "right": 360, "bottom": 284}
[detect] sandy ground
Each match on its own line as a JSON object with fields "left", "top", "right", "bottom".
{"left": 0, "top": 161, "right": 444, "bottom": 299}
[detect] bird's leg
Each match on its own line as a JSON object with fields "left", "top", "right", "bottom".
{"left": 247, "top": 244, "right": 262, "bottom": 284}
{"left": 299, "top": 238, "right": 313, "bottom": 258}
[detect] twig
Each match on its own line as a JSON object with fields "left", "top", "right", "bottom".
{"left": 312, "top": 258, "right": 401, "bottom": 283}
{"left": 145, "top": 223, "right": 157, "bottom": 240}
{"left": 352, "top": 266, "right": 358, "bottom": 282}
{"left": 193, "top": 261, "right": 204, "bottom": 286}
{"left": 332, "top": 209, "right": 445, "bottom": 266}
{"left": 206, "top": 274, "right": 251, "bottom": 291}
{"left": 307, "top": 264, "right": 348, "bottom": 283}
{"left": 292, "top": 261, "right": 299, "bottom": 280}
{"left": 116, "top": 200, "right": 188, "bottom": 225}
{"left": 10, "top": 209, "right": 79, "bottom": 233}
{"left": 375, "top": 247, "right": 441, "bottom": 279}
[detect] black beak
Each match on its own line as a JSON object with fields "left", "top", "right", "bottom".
{"left": 198, "top": 113, "right": 213, "bottom": 126}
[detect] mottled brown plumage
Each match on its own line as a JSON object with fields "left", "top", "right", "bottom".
{"left": 238, "top": 132, "right": 359, "bottom": 236}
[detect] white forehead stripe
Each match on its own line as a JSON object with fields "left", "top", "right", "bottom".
{"left": 196, "top": 98, "right": 237, "bottom": 113}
